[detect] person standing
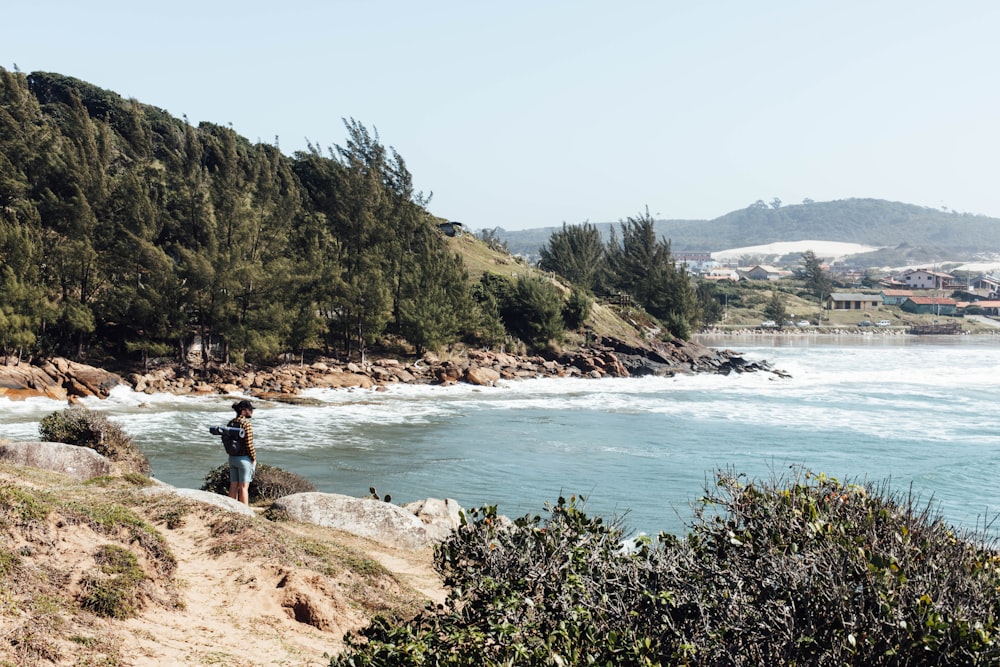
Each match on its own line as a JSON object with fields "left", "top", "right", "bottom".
{"left": 227, "top": 399, "right": 257, "bottom": 504}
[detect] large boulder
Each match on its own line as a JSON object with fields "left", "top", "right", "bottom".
{"left": 0, "top": 441, "right": 112, "bottom": 481}
{"left": 43, "top": 358, "right": 122, "bottom": 397}
{"left": 271, "top": 492, "right": 431, "bottom": 550}
{"left": 141, "top": 485, "right": 256, "bottom": 516}
{"left": 0, "top": 364, "right": 66, "bottom": 400}
{"left": 465, "top": 366, "right": 501, "bottom": 387}
{"left": 403, "top": 498, "right": 464, "bottom": 543}
{"left": 0, "top": 358, "right": 122, "bottom": 400}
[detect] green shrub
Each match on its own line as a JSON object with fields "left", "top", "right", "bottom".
{"left": 38, "top": 407, "right": 149, "bottom": 474}
{"left": 331, "top": 470, "right": 1000, "bottom": 666}
{"left": 201, "top": 463, "right": 316, "bottom": 504}
{"left": 562, "top": 288, "right": 593, "bottom": 330}
{"left": 501, "top": 275, "right": 566, "bottom": 349}
{"left": 78, "top": 544, "right": 145, "bottom": 619}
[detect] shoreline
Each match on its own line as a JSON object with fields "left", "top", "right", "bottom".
{"left": 0, "top": 336, "right": 779, "bottom": 403}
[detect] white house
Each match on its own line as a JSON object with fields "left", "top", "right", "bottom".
{"left": 673, "top": 252, "right": 718, "bottom": 273}
{"left": 900, "top": 269, "right": 954, "bottom": 290}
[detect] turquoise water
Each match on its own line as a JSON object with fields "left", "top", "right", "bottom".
{"left": 2, "top": 335, "right": 999, "bottom": 538}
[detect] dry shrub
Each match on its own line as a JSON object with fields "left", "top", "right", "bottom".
{"left": 200, "top": 463, "right": 316, "bottom": 504}
{"left": 38, "top": 407, "right": 150, "bottom": 474}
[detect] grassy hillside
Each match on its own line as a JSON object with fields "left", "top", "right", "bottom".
{"left": 444, "top": 231, "right": 649, "bottom": 349}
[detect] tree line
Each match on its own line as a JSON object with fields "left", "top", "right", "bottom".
{"left": 0, "top": 69, "right": 473, "bottom": 364}
{"left": 0, "top": 68, "right": 704, "bottom": 366}
{"left": 536, "top": 213, "right": 705, "bottom": 339}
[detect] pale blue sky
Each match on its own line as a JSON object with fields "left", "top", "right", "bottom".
{"left": 8, "top": 1, "right": 1000, "bottom": 230}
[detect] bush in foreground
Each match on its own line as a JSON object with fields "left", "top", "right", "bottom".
{"left": 201, "top": 463, "right": 316, "bottom": 504}
{"left": 330, "top": 469, "right": 1000, "bottom": 666}
{"left": 39, "top": 407, "right": 150, "bottom": 474}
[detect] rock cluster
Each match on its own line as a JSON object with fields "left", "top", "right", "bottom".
{"left": 0, "top": 357, "right": 123, "bottom": 401}
{"left": 0, "top": 337, "right": 780, "bottom": 402}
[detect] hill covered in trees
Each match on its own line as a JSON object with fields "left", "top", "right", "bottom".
{"left": 0, "top": 68, "right": 708, "bottom": 367}
{"left": 1, "top": 68, "right": 480, "bottom": 364}
{"left": 496, "top": 199, "right": 1000, "bottom": 267}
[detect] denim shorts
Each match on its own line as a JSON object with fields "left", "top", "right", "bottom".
{"left": 228, "top": 456, "right": 255, "bottom": 483}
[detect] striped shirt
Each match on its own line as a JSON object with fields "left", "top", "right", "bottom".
{"left": 227, "top": 415, "right": 256, "bottom": 463}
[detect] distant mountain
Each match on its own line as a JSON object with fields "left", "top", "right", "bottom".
{"left": 492, "top": 199, "right": 1000, "bottom": 268}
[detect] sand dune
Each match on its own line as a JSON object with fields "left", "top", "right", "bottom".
{"left": 712, "top": 240, "right": 878, "bottom": 263}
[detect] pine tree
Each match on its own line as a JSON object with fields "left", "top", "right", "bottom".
{"left": 502, "top": 276, "right": 565, "bottom": 350}
{"left": 538, "top": 222, "right": 605, "bottom": 292}
{"left": 799, "top": 250, "right": 833, "bottom": 302}
{"left": 764, "top": 291, "right": 789, "bottom": 325}
{"left": 604, "top": 208, "right": 698, "bottom": 338}
{"left": 397, "top": 236, "right": 470, "bottom": 354}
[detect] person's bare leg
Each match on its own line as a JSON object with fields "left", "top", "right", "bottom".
{"left": 237, "top": 482, "right": 250, "bottom": 505}
{"left": 229, "top": 481, "right": 238, "bottom": 500}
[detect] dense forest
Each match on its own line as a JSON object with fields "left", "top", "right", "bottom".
{"left": 0, "top": 68, "right": 700, "bottom": 366}
{"left": 0, "top": 68, "right": 492, "bottom": 364}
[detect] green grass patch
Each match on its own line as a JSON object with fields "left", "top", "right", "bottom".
{"left": 79, "top": 544, "right": 147, "bottom": 619}
{"left": 0, "top": 482, "right": 53, "bottom": 526}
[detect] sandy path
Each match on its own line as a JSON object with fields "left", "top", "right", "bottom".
{"left": 116, "top": 514, "right": 444, "bottom": 667}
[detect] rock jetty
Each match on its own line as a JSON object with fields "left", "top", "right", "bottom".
{"left": 0, "top": 336, "right": 781, "bottom": 402}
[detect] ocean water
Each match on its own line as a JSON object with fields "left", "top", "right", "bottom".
{"left": 1, "top": 335, "right": 999, "bottom": 539}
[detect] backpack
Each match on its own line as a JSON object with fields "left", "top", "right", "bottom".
{"left": 208, "top": 425, "right": 245, "bottom": 456}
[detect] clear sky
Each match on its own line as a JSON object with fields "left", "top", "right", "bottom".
{"left": 7, "top": 1, "right": 1000, "bottom": 230}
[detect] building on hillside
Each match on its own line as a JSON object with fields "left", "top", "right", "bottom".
{"left": 701, "top": 269, "right": 740, "bottom": 282}
{"left": 826, "top": 292, "right": 882, "bottom": 311}
{"left": 437, "top": 221, "right": 464, "bottom": 237}
{"left": 900, "top": 296, "right": 958, "bottom": 316}
{"left": 672, "top": 252, "right": 718, "bottom": 273}
{"left": 971, "top": 274, "right": 1000, "bottom": 298}
{"left": 880, "top": 289, "right": 915, "bottom": 306}
{"left": 969, "top": 300, "right": 1000, "bottom": 315}
{"left": 740, "top": 265, "right": 792, "bottom": 281}
{"left": 899, "top": 268, "right": 956, "bottom": 290}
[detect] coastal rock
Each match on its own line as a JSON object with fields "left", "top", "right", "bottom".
{"left": 0, "top": 335, "right": 783, "bottom": 401}
{"left": 271, "top": 492, "right": 431, "bottom": 550}
{"left": 465, "top": 365, "right": 501, "bottom": 386}
{"left": 0, "top": 358, "right": 121, "bottom": 401}
{"left": 0, "top": 363, "right": 66, "bottom": 400}
{"left": 0, "top": 441, "right": 112, "bottom": 481}
{"left": 43, "top": 358, "right": 122, "bottom": 397}
{"left": 403, "top": 498, "right": 464, "bottom": 543}
{"left": 141, "top": 485, "right": 256, "bottom": 516}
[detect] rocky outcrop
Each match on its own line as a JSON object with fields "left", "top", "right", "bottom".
{"left": 141, "top": 485, "right": 257, "bottom": 516}
{"left": 0, "top": 357, "right": 122, "bottom": 401}
{"left": 128, "top": 337, "right": 778, "bottom": 400}
{"left": 599, "top": 336, "right": 779, "bottom": 377}
{"left": 0, "top": 337, "right": 782, "bottom": 401}
{"left": 271, "top": 492, "right": 463, "bottom": 550}
{"left": 0, "top": 441, "right": 113, "bottom": 481}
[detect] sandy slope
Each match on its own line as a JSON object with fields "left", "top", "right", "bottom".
{"left": 0, "top": 471, "right": 446, "bottom": 667}
{"left": 127, "top": 516, "right": 446, "bottom": 667}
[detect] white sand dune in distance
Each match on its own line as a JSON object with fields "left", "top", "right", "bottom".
{"left": 712, "top": 240, "right": 879, "bottom": 263}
